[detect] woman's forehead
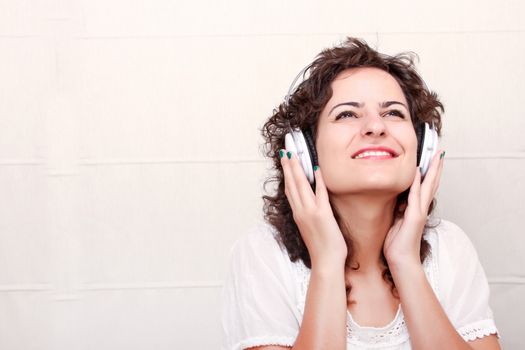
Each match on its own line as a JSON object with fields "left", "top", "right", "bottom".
{"left": 332, "top": 67, "right": 400, "bottom": 87}
{"left": 329, "top": 68, "right": 407, "bottom": 102}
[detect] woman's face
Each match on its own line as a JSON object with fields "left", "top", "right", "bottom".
{"left": 315, "top": 67, "right": 418, "bottom": 196}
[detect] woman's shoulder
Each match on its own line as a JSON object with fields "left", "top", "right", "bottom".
{"left": 422, "top": 218, "right": 481, "bottom": 278}
{"left": 424, "top": 218, "right": 475, "bottom": 251}
{"left": 424, "top": 217, "right": 483, "bottom": 282}
{"left": 228, "top": 221, "right": 289, "bottom": 261}
{"left": 225, "top": 221, "right": 299, "bottom": 295}
{"left": 424, "top": 219, "right": 498, "bottom": 340}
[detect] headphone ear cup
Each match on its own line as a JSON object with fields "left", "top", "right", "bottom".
{"left": 284, "top": 133, "right": 298, "bottom": 154}
{"left": 302, "top": 128, "right": 318, "bottom": 189}
{"left": 415, "top": 122, "right": 425, "bottom": 168}
{"left": 284, "top": 129, "right": 315, "bottom": 185}
{"left": 302, "top": 128, "right": 318, "bottom": 167}
{"left": 417, "top": 122, "right": 439, "bottom": 177}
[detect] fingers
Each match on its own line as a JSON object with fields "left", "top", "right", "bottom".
{"left": 420, "top": 149, "right": 445, "bottom": 209}
{"left": 435, "top": 151, "right": 445, "bottom": 192}
{"left": 313, "top": 164, "right": 329, "bottom": 205}
{"left": 280, "top": 149, "right": 300, "bottom": 209}
{"left": 407, "top": 165, "right": 422, "bottom": 213}
{"left": 280, "top": 149, "right": 315, "bottom": 209}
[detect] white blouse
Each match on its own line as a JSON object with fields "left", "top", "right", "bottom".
{"left": 221, "top": 219, "right": 500, "bottom": 350}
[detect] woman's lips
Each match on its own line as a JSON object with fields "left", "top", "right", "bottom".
{"left": 355, "top": 154, "right": 395, "bottom": 160}
{"left": 351, "top": 147, "right": 398, "bottom": 159}
{"left": 353, "top": 150, "right": 398, "bottom": 160}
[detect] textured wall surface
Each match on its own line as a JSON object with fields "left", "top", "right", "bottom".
{"left": 0, "top": 0, "right": 523, "bottom": 349}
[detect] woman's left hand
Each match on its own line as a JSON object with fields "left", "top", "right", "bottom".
{"left": 383, "top": 150, "right": 445, "bottom": 267}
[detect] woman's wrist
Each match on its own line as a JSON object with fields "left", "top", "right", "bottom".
{"left": 311, "top": 255, "right": 347, "bottom": 274}
{"left": 387, "top": 256, "right": 422, "bottom": 276}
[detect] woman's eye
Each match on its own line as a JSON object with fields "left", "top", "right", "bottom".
{"left": 385, "top": 110, "right": 406, "bottom": 118}
{"left": 335, "top": 109, "right": 406, "bottom": 120}
{"left": 335, "top": 111, "right": 356, "bottom": 120}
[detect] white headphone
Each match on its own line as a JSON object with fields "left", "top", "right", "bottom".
{"left": 283, "top": 65, "right": 439, "bottom": 185}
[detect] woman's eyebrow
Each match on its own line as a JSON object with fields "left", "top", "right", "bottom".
{"left": 379, "top": 101, "right": 408, "bottom": 110}
{"left": 329, "top": 101, "right": 363, "bottom": 115}
{"left": 328, "top": 100, "right": 408, "bottom": 115}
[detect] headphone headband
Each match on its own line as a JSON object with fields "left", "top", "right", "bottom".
{"left": 285, "top": 64, "right": 312, "bottom": 106}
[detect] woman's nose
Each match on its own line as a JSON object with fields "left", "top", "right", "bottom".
{"left": 361, "top": 113, "right": 387, "bottom": 137}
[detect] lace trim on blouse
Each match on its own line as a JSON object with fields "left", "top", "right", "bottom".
{"left": 292, "top": 228, "right": 441, "bottom": 346}
{"left": 457, "top": 319, "right": 500, "bottom": 341}
{"left": 346, "top": 305, "right": 409, "bottom": 347}
{"left": 234, "top": 335, "right": 295, "bottom": 350}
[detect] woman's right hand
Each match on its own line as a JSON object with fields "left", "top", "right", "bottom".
{"left": 279, "top": 149, "right": 348, "bottom": 267}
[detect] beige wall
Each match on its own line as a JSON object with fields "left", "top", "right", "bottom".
{"left": 0, "top": 0, "right": 523, "bottom": 349}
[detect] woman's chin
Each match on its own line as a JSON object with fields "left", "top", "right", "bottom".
{"left": 329, "top": 178, "right": 411, "bottom": 196}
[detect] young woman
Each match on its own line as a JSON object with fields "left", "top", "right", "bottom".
{"left": 221, "top": 37, "right": 501, "bottom": 350}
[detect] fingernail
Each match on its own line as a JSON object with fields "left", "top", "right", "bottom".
{"left": 314, "top": 165, "right": 319, "bottom": 171}
{"left": 279, "top": 150, "right": 284, "bottom": 159}
{"left": 443, "top": 151, "right": 446, "bottom": 158}
{"left": 287, "top": 151, "right": 292, "bottom": 160}
{"left": 440, "top": 151, "right": 444, "bottom": 159}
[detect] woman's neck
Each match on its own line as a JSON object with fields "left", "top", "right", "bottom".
{"left": 330, "top": 193, "right": 397, "bottom": 273}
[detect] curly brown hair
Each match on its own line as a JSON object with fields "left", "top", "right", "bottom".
{"left": 260, "top": 37, "right": 444, "bottom": 301}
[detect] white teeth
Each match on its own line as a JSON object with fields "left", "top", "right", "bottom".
{"left": 354, "top": 151, "right": 393, "bottom": 159}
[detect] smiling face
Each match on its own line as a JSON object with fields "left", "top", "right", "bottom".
{"left": 315, "top": 67, "right": 418, "bottom": 196}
